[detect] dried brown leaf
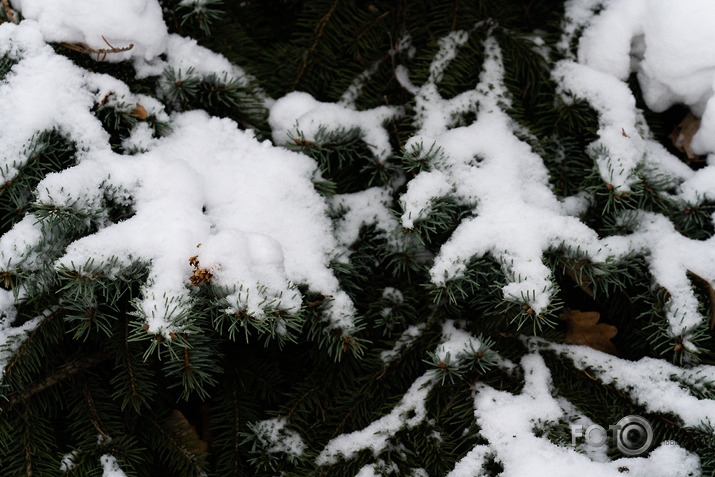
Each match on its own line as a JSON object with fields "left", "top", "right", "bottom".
{"left": 669, "top": 112, "right": 701, "bottom": 161}
{"left": 130, "top": 104, "right": 148, "bottom": 120}
{"left": 562, "top": 308, "right": 618, "bottom": 355}
{"left": 166, "top": 409, "right": 209, "bottom": 463}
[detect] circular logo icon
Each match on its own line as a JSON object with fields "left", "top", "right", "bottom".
{"left": 614, "top": 415, "right": 653, "bottom": 456}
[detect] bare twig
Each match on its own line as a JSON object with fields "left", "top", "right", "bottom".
{"left": 61, "top": 35, "right": 134, "bottom": 61}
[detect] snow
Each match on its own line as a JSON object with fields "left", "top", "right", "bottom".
{"left": 250, "top": 417, "right": 306, "bottom": 461}
{"left": 380, "top": 323, "right": 426, "bottom": 365}
{"left": 59, "top": 450, "right": 78, "bottom": 473}
{"left": 9, "top": 0, "right": 167, "bottom": 61}
{"left": 316, "top": 370, "right": 433, "bottom": 465}
{"left": 329, "top": 187, "right": 401, "bottom": 251}
{"left": 37, "top": 111, "right": 354, "bottom": 334}
{"left": 0, "top": 22, "right": 108, "bottom": 183}
{"left": 555, "top": 1, "right": 715, "bottom": 342}
{"left": 269, "top": 91, "right": 403, "bottom": 162}
{"left": 151, "top": 34, "right": 264, "bottom": 103}
{"left": 533, "top": 337, "right": 715, "bottom": 428}
{"left": 463, "top": 352, "right": 701, "bottom": 477}
{"left": 317, "top": 320, "right": 479, "bottom": 465}
{"left": 445, "top": 445, "right": 492, "bottom": 477}
{"left": 2, "top": 0, "right": 715, "bottom": 474}
{"left": 400, "top": 31, "right": 600, "bottom": 315}
{"left": 564, "top": 0, "right": 715, "bottom": 154}
{"left": 0, "top": 20, "right": 356, "bottom": 337}
{"left": 0, "top": 306, "right": 46, "bottom": 380}
{"left": 99, "top": 455, "right": 127, "bottom": 477}
{"left": 594, "top": 211, "right": 715, "bottom": 339}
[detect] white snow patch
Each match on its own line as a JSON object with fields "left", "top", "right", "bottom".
{"left": 534, "top": 338, "right": 715, "bottom": 428}
{"left": 380, "top": 323, "right": 426, "bottom": 365}
{"left": 401, "top": 34, "right": 599, "bottom": 314}
{"left": 330, "top": 187, "right": 400, "bottom": 250}
{"left": 35, "top": 111, "right": 351, "bottom": 334}
{"left": 250, "top": 417, "right": 306, "bottom": 461}
{"left": 594, "top": 211, "right": 715, "bottom": 340}
{"left": 0, "top": 306, "right": 46, "bottom": 380}
{"left": 469, "top": 353, "right": 700, "bottom": 477}
{"left": 318, "top": 320, "right": 479, "bottom": 465}
{"left": 269, "top": 91, "right": 403, "bottom": 162}
{"left": 59, "top": 450, "right": 79, "bottom": 473}
{"left": 99, "top": 454, "right": 127, "bottom": 477}
{"left": 10, "top": 0, "right": 167, "bottom": 61}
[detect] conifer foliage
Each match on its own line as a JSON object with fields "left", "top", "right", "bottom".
{"left": 0, "top": 0, "right": 714, "bottom": 475}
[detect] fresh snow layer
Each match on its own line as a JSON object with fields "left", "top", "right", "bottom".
{"left": 250, "top": 417, "right": 306, "bottom": 461}
{"left": 269, "top": 91, "right": 403, "bottom": 162}
{"left": 9, "top": 0, "right": 167, "bottom": 61}
{"left": 41, "top": 111, "right": 354, "bottom": 334}
{"left": 317, "top": 321, "right": 487, "bottom": 465}
{"left": 99, "top": 455, "right": 128, "bottom": 477}
{"left": 380, "top": 323, "right": 425, "bottom": 365}
{"left": 466, "top": 353, "right": 701, "bottom": 477}
{"left": 566, "top": 0, "right": 715, "bottom": 154}
{"left": 555, "top": 1, "right": 715, "bottom": 341}
{"left": 0, "top": 20, "right": 355, "bottom": 336}
{"left": 0, "top": 302, "right": 45, "bottom": 380}
{"left": 533, "top": 338, "right": 715, "bottom": 429}
{"left": 395, "top": 20, "right": 715, "bottom": 341}
{"left": 329, "top": 187, "right": 401, "bottom": 251}
{"left": 400, "top": 33, "right": 599, "bottom": 315}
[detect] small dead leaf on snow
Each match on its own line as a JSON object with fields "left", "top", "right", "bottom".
{"left": 129, "top": 104, "right": 148, "bottom": 120}
{"left": 669, "top": 112, "right": 701, "bottom": 162}
{"left": 561, "top": 308, "right": 618, "bottom": 355}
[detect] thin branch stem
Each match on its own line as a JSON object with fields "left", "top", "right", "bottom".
{"left": 292, "top": 0, "right": 340, "bottom": 90}
{"left": 9, "top": 351, "right": 109, "bottom": 407}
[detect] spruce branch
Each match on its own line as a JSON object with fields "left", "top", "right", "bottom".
{"left": 3, "top": 309, "right": 62, "bottom": 383}
{"left": 688, "top": 270, "right": 715, "bottom": 330}
{"left": 292, "top": 0, "right": 340, "bottom": 91}
{"left": 7, "top": 351, "right": 109, "bottom": 408}
{"left": 83, "top": 381, "right": 108, "bottom": 438}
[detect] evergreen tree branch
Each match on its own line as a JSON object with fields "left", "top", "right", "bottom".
{"left": 3, "top": 309, "right": 62, "bottom": 383}
{"left": 230, "top": 389, "right": 241, "bottom": 476}
{"left": 292, "top": 0, "right": 340, "bottom": 91}
{"left": 83, "top": 381, "right": 108, "bottom": 438}
{"left": 687, "top": 270, "right": 715, "bottom": 330}
{"left": 22, "top": 409, "right": 32, "bottom": 477}
{"left": 8, "top": 351, "right": 108, "bottom": 407}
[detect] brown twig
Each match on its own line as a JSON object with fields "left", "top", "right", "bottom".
{"left": 61, "top": 35, "right": 134, "bottom": 61}
{"left": 286, "top": 385, "right": 320, "bottom": 420}
{"left": 292, "top": 0, "right": 339, "bottom": 90}
{"left": 9, "top": 351, "right": 109, "bottom": 407}
{"left": 84, "top": 382, "right": 108, "bottom": 437}
{"left": 1, "top": 0, "right": 14, "bottom": 24}
{"left": 451, "top": 0, "right": 459, "bottom": 31}
{"left": 124, "top": 315, "right": 139, "bottom": 402}
{"left": 356, "top": 10, "right": 390, "bottom": 43}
